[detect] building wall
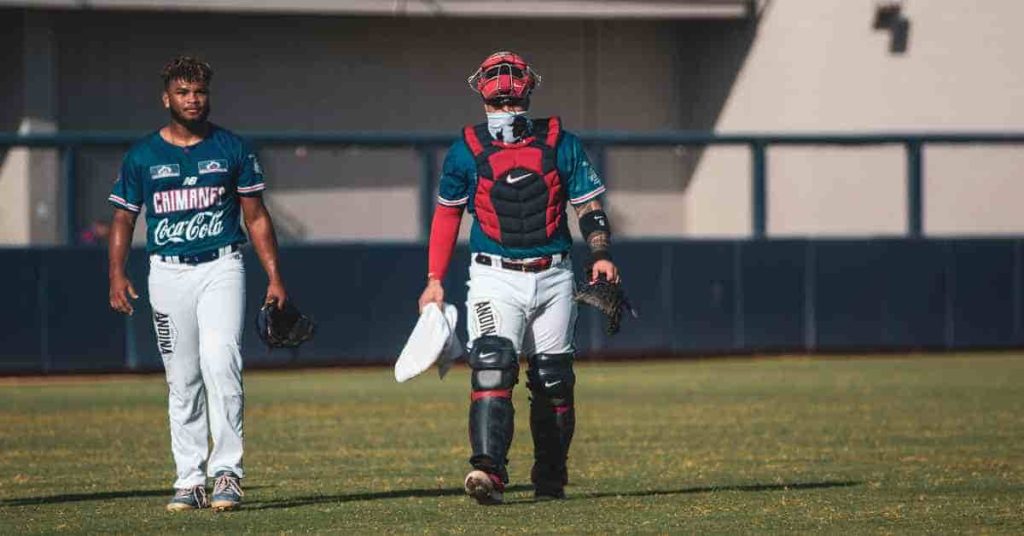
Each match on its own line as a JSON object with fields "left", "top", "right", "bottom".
{"left": 0, "top": 14, "right": 28, "bottom": 245}
{"left": 687, "top": 0, "right": 1024, "bottom": 237}
{"left": 1, "top": 2, "right": 1022, "bottom": 244}
{"left": 41, "top": 10, "right": 726, "bottom": 242}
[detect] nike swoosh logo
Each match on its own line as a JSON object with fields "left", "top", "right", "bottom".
{"left": 506, "top": 172, "right": 532, "bottom": 184}
{"left": 544, "top": 380, "right": 561, "bottom": 388}
{"left": 479, "top": 352, "right": 497, "bottom": 359}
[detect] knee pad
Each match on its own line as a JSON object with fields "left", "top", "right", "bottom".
{"left": 526, "top": 353, "right": 575, "bottom": 404}
{"left": 468, "top": 335, "right": 519, "bottom": 392}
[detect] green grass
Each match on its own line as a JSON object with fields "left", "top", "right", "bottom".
{"left": 1, "top": 354, "right": 1023, "bottom": 534}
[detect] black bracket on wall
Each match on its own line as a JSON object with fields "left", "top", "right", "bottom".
{"left": 873, "top": 1, "right": 910, "bottom": 54}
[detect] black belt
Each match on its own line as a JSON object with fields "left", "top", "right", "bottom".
{"left": 474, "top": 252, "right": 567, "bottom": 273}
{"left": 158, "top": 243, "right": 241, "bottom": 265}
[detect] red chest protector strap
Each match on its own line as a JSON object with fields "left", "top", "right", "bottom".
{"left": 463, "top": 117, "right": 561, "bottom": 158}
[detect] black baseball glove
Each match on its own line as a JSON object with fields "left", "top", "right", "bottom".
{"left": 574, "top": 266, "right": 637, "bottom": 335}
{"left": 255, "top": 300, "right": 316, "bottom": 349}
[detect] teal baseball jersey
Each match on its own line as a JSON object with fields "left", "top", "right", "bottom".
{"left": 108, "top": 124, "right": 265, "bottom": 256}
{"left": 437, "top": 128, "right": 606, "bottom": 259}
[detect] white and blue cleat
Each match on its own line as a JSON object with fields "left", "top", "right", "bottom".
{"left": 210, "top": 471, "right": 244, "bottom": 512}
{"left": 166, "top": 485, "right": 209, "bottom": 512}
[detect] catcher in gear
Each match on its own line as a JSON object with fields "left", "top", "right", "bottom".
{"left": 417, "top": 50, "right": 621, "bottom": 505}
{"left": 255, "top": 299, "right": 316, "bottom": 348}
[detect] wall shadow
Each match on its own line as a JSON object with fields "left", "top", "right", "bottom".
{"left": 0, "top": 9, "right": 25, "bottom": 196}
{"left": 670, "top": 6, "right": 767, "bottom": 193}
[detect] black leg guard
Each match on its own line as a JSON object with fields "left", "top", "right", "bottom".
{"left": 526, "top": 353, "right": 576, "bottom": 497}
{"left": 468, "top": 336, "right": 519, "bottom": 483}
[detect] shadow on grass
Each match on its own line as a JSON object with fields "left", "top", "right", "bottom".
{"left": 570, "top": 480, "right": 861, "bottom": 501}
{"left": 245, "top": 484, "right": 536, "bottom": 510}
{"left": 245, "top": 480, "right": 860, "bottom": 510}
{"left": 0, "top": 486, "right": 269, "bottom": 507}
{"left": 1, "top": 481, "right": 859, "bottom": 509}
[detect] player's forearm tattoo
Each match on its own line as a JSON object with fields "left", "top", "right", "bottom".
{"left": 587, "top": 231, "right": 610, "bottom": 253}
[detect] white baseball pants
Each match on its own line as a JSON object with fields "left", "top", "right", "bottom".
{"left": 466, "top": 253, "right": 577, "bottom": 355}
{"left": 148, "top": 251, "right": 246, "bottom": 489}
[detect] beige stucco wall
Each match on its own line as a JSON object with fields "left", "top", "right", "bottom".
{"left": 687, "top": 0, "right": 1024, "bottom": 237}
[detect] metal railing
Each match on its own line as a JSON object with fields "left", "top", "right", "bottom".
{"left": 2, "top": 131, "right": 1023, "bottom": 244}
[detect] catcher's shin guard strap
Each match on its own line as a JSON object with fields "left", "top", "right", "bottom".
{"left": 527, "top": 353, "right": 576, "bottom": 487}
{"left": 471, "top": 389, "right": 512, "bottom": 401}
{"left": 468, "top": 336, "right": 519, "bottom": 479}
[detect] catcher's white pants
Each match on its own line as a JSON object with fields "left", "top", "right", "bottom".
{"left": 148, "top": 252, "right": 246, "bottom": 489}
{"left": 466, "top": 253, "right": 577, "bottom": 355}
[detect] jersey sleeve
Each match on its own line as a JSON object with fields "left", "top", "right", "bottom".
{"left": 108, "top": 153, "right": 143, "bottom": 213}
{"left": 236, "top": 139, "right": 266, "bottom": 197}
{"left": 559, "top": 132, "right": 607, "bottom": 206}
{"left": 437, "top": 140, "right": 473, "bottom": 207}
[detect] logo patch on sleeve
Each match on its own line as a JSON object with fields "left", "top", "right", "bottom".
{"left": 150, "top": 164, "right": 181, "bottom": 180}
{"left": 198, "top": 159, "right": 230, "bottom": 175}
{"left": 248, "top": 154, "right": 263, "bottom": 175}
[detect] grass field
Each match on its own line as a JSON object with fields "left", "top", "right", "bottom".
{"left": 1, "top": 354, "right": 1022, "bottom": 534}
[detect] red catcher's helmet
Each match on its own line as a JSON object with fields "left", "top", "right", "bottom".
{"left": 467, "top": 51, "right": 542, "bottom": 105}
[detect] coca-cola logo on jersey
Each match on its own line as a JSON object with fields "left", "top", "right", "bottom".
{"left": 154, "top": 210, "right": 226, "bottom": 246}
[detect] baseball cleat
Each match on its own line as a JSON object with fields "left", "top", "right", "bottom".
{"left": 210, "top": 471, "right": 243, "bottom": 512}
{"left": 166, "top": 485, "right": 209, "bottom": 511}
{"left": 531, "top": 463, "right": 568, "bottom": 500}
{"left": 464, "top": 469, "right": 505, "bottom": 505}
{"left": 533, "top": 485, "right": 566, "bottom": 501}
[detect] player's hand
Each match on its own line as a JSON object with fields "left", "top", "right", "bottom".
{"left": 265, "top": 279, "right": 287, "bottom": 309}
{"left": 418, "top": 278, "right": 444, "bottom": 313}
{"left": 590, "top": 259, "right": 620, "bottom": 284}
{"left": 109, "top": 275, "right": 139, "bottom": 315}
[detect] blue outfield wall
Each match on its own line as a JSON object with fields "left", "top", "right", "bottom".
{"left": 1, "top": 239, "right": 1022, "bottom": 373}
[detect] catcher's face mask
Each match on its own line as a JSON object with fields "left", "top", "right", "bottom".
{"left": 467, "top": 51, "right": 541, "bottom": 106}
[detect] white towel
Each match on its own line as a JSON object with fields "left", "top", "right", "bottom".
{"left": 395, "top": 302, "right": 464, "bottom": 383}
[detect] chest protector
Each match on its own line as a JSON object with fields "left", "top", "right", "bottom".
{"left": 463, "top": 116, "right": 565, "bottom": 248}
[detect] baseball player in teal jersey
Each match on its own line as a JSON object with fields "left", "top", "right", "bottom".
{"left": 418, "top": 51, "right": 620, "bottom": 504}
{"left": 108, "top": 57, "right": 288, "bottom": 512}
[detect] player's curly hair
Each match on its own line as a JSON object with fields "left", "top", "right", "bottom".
{"left": 161, "top": 56, "right": 213, "bottom": 88}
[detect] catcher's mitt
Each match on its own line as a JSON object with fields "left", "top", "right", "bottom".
{"left": 255, "top": 300, "right": 316, "bottom": 349}
{"left": 574, "top": 267, "right": 637, "bottom": 335}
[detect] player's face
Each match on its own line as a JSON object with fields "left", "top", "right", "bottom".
{"left": 163, "top": 80, "right": 210, "bottom": 127}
